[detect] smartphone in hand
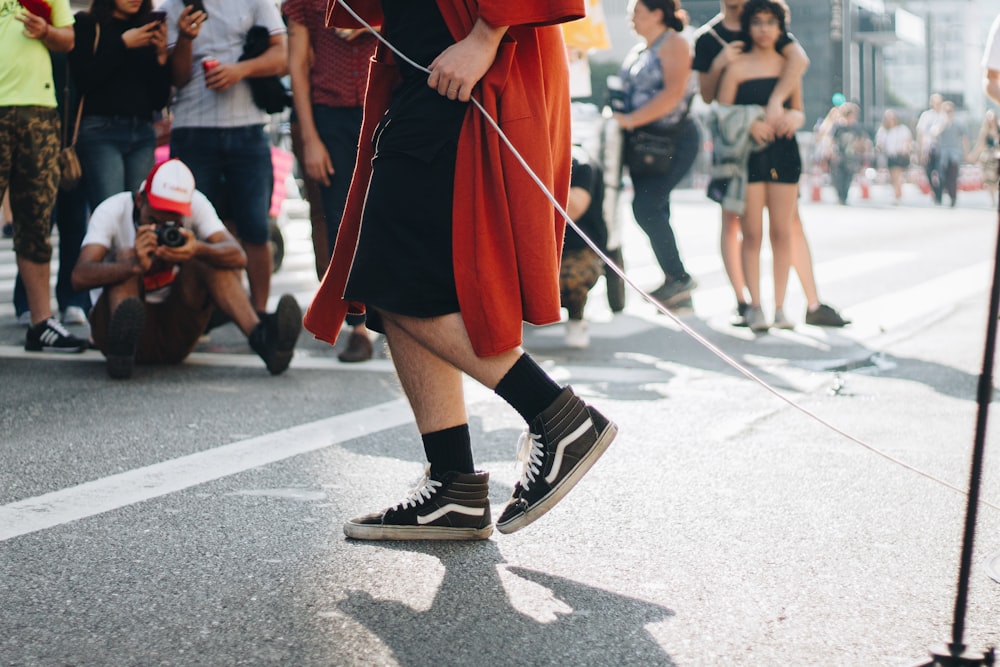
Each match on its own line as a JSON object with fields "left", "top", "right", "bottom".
{"left": 183, "top": 0, "right": 208, "bottom": 18}
{"left": 144, "top": 10, "right": 167, "bottom": 23}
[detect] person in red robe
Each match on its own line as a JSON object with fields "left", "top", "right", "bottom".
{"left": 304, "top": 0, "right": 618, "bottom": 540}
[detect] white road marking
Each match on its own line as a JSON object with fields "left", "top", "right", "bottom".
{"left": 0, "top": 399, "right": 413, "bottom": 542}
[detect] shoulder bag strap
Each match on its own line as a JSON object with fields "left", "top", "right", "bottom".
{"left": 68, "top": 22, "right": 100, "bottom": 149}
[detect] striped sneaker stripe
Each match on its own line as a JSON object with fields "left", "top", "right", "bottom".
{"left": 544, "top": 418, "right": 592, "bottom": 485}
{"left": 417, "top": 503, "right": 486, "bottom": 525}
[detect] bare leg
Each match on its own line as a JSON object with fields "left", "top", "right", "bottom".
{"left": 379, "top": 310, "right": 523, "bottom": 390}
{"left": 740, "top": 184, "right": 767, "bottom": 306}
{"left": 789, "top": 206, "right": 820, "bottom": 308}
{"left": 381, "top": 316, "right": 469, "bottom": 434}
{"left": 766, "top": 183, "right": 797, "bottom": 311}
{"left": 243, "top": 241, "right": 272, "bottom": 312}
{"left": 720, "top": 210, "right": 746, "bottom": 304}
{"left": 17, "top": 257, "right": 54, "bottom": 325}
{"left": 201, "top": 263, "right": 260, "bottom": 335}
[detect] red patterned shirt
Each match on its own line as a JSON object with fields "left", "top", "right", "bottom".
{"left": 282, "top": 0, "right": 377, "bottom": 108}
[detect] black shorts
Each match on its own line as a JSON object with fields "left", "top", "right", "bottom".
{"left": 344, "top": 146, "right": 460, "bottom": 329}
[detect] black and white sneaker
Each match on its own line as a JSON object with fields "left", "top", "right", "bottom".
{"left": 249, "top": 294, "right": 302, "bottom": 375}
{"left": 344, "top": 467, "right": 493, "bottom": 541}
{"left": 24, "top": 318, "right": 87, "bottom": 353}
{"left": 106, "top": 298, "right": 145, "bottom": 379}
{"left": 496, "top": 387, "right": 617, "bottom": 534}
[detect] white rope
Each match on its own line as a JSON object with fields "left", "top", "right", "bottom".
{"left": 332, "top": 0, "right": 999, "bottom": 512}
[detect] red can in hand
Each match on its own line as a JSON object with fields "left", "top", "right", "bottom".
{"left": 202, "top": 57, "right": 219, "bottom": 86}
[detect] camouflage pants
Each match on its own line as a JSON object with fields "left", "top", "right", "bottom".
{"left": 560, "top": 247, "right": 604, "bottom": 320}
{"left": 0, "top": 106, "right": 61, "bottom": 263}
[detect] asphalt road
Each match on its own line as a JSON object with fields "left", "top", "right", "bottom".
{"left": 2, "top": 181, "right": 1000, "bottom": 666}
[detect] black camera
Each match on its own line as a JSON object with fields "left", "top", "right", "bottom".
{"left": 155, "top": 223, "right": 186, "bottom": 248}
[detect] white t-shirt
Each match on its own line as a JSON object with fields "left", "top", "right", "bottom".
{"left": 876, "top": 124, "right": 913, "bottom": 157}
{"left": 81, "top": 190, "right": 227, "bottom": 303}
{"left": 983, "top": 14, "right": 1000, "bottom": 72}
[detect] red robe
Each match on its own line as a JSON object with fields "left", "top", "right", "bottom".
{"left": 302, "top": 0, "right": 585, "bottom": 356}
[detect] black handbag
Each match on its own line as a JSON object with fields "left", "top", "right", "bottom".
{"left": 625, "top": 113, "right": 688, "bottom": 177}
{"left": 240, "top": 26, "right": 291, "bottom": 114}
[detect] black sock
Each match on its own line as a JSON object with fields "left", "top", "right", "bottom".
{"left": 494, "top": 353, "right": 564, "bottom": 424}
{"left": 422, "top": 424, "right": 475, "bottom": 478}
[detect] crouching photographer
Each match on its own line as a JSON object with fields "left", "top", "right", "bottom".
{"left": 72, "top": 159, "right": 302, "bottom": 379}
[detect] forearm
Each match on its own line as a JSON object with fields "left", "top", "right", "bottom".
{"left": 72, "top": 258, "right": 140, "bottom": 291}
{"left": 193, "top": 240, "right": 247, "bottom": 269}
{"left": 770, "top": 44, "right": 808, "bottom": 108}
{"left": 987, "top": 73, "right": 1000, "bottom": 105}
{"left": 42, "top": 25, "right": 74, "bottom": 52}
{"left": 169, "top": 37, "right": 194, "bottom": 87}
{"left": 239, "top": 41, "right": 288, "bottom": 79}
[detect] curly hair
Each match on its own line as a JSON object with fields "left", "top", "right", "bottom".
{"left": 637, "top": 0, "right": 686, "bottom": 33}
{"left": 739, "top": 0, "right": 790, "bottom": 51}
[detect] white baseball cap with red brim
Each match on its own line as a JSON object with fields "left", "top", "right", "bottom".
{"left": 142, "top": 159, "right": 195, "bottom": 216}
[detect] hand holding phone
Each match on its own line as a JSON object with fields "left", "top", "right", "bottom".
{"left": 145, "top": 10, "right": 166, "bottom": 24}
{"left": 183, "top": 0, "right": 207, "bottom": 18}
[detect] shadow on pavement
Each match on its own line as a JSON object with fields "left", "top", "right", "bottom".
{"left": 337, "top": 540, "right": 676, "bottom": 666}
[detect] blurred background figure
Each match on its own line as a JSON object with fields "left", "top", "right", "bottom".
{"left": 969, "top": 110, "right": 1000, "bottom": 207}
{"left": 613, "top": 0, "right": 700, "bottom": 313}
{"left": 932, "top": 101, "right": 969, "bottom": 208}
{"left": 284, "top": 0, "right": 376, "bottom": 362}
{"left": 875, "top": 109, "right": 913, "bottom": 205}
{"left": 916, "top": 93, "right": 945, "bottom": 205}
{"left": 69, "top": 0, "right": 170, "bottom": 212}
{"left": 560, "top": 148, "right": 609, "bottom": 349}
{"left": 830, "top": 102, "right": 871, "bottom": 205}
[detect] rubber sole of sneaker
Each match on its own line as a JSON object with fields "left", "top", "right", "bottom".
{"left": 495, "top": 418, "right": 618, "bottom": 535}
{"left": 107, "top": 299, "right": 145, "bottom": 379}
{"left": 343, "top": 521, "right": 493, "bottom": 541}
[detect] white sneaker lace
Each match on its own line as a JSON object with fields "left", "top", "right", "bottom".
{"left": 392, "top": 466, "right": 442, "bottom": 510}
{"left": 45, "top": 318, "right": 72, "bottom": 337}
{"left": 514, "top": 429, "right": 545, "bottom": 491}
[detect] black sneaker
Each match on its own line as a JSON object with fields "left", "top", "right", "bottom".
{"left": 24, "top": 318, "right": 87, "bottom": 353}
{"left": 249, "top": 294, "right": 302, "bottom": 375}
{"left": 343, "top": 467, "right": 493, "bottom": 540}
{"left": 805, "top": 303, "right": 850, "bottom": 327}
{"left": 496, "top": 387, "right": 617, "bottom": 535}
{"left": 106, "top": 298, "right": 145, "bottom": 379}
{"left": 651, "top": 276, "right": 697, "bottom": 308}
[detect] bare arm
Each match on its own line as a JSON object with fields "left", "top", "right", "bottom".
{"left": 615, "top": 34, "right": 691, "bottom": 130}
{"left": 72, "top": 243, "right": 140, "bottom": 291}
{"left": 566, "top": 186, "right": 592, "bottom": 221}
{"left": 987, "top": 68, "right": 1000, "bottom": 106}
{"left": 206, "top": 34, "right": 287, "bottom": 92}
{"left": 427, "top": 16, "right": 507, "bottom": 102}
{"left": 767, "top": 41, "right": 809, "bottom": 123}
{"left": 156, "top": 229, "right": 247, "bottom": 269}
{"left": 698, "top": 39, "right": 744, "bottom": 104}
{"left": 168, "top": 6, "right": 205, "bottom": 88}
{"left": 17, "top": 12, "right": 74, "bottom": 52}
{"left": 287, "top": 19, "right": 333, "bottom": 186}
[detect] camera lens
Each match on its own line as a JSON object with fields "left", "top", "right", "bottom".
{"left": 156, "top": 225, "right": 185, "bottom": 248}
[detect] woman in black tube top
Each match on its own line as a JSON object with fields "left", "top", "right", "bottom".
{"left": 715, "top": 0, "right": 805, "bottom": 332}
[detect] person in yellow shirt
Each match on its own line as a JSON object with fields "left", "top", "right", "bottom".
{"left": 1, "top": 0, "right": 88, "bottom": 352}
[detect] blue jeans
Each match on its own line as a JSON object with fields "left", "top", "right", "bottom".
{"left": 313, "top": 105, "right": 365, "bottom": 327}
{"left": 170, "top": 125, "right": 273, "bottom": 244}
{"left": 75, "top": 116, "right": 156, "bottom": 211}
{"left": 630, "top": 117, "right": 700, "bottom": 282}
{"left": 313, "top": 105, "right": 363, "bottom": 257}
